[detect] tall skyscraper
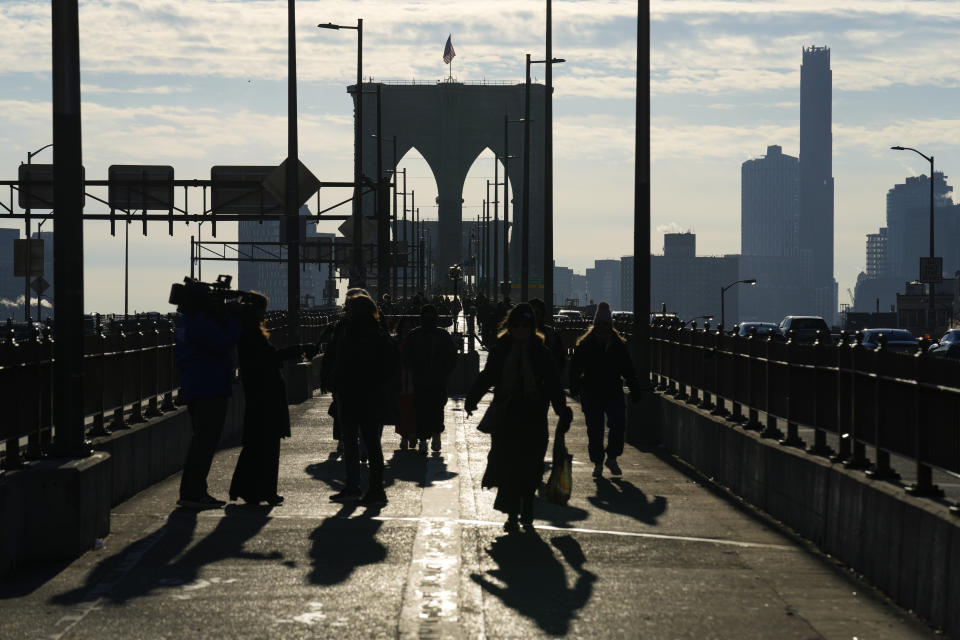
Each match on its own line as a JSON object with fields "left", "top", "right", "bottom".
{"left": 741, "top": 145, "right": 799, "bottom": 257}
{"left": 799, "top": 46, "right": 835, "bottom": 319}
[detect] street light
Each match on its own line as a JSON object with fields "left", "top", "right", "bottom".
{"left": 319, "top": 19, "right": 363, "bottom": 287}
{"left": 891, "top": 145, "right": 937, "bottom": 336}
{"left": 521, "top": 54, "right": 565, "bottom": 302}
{"left": 721, "top": 279, "right": 756, "bottom": 329}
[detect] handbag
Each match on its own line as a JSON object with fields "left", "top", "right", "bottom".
{"left": 477, "top": 399, "right": 508, "bottom": 434}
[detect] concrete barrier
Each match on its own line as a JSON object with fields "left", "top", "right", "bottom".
{"left": 645, "top": 391, "right": 960, "bottom": 637}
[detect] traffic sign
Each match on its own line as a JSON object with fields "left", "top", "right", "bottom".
{"left": 31, "top": 277, "right": 49, "bottom": 295}
{"left": 920, "top": 257, "right": 943, "bottom": 284}
{"left": 108, "top": 165, "right": 174, "bottom": 211}
{"left": 262, "top": 158, "right": 322, "bottom": 209}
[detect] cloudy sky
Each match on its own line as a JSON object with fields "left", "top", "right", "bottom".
{"left": 2, "top": 0, "right": 960, "bottom": 313}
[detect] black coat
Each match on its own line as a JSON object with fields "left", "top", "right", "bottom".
{"left": 329, "top": 317, "right": 400, "bottom": 423}
{"left": 569, "top": 330, "right": 639, "bottom": 403}
{"left": 466, "top": 335, "right": 563, "bottom": 499}
{"left": 402, "top": 325, "right": 457, "bottom": 392}
{"left": 238, "top": 328, "right": 302, "bottom": 440}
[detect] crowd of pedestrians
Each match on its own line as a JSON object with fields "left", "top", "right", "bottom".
{"left": 173, "top": 284, "right": 639, "bottom": 531}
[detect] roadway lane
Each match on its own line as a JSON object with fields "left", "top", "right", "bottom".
{"left": 0, "top": 382, "right": 936, "bottom": 638}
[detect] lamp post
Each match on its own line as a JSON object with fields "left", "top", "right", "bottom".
{"left": 522, "top": 54, "right": 565, "bottom": 303}
{"left": 319, "top": 19, "right": 363, "bottom": 287}
{"left": 721, "top": 279, "right": 756, "bottom": 329}
{"left": 503, "top": 113, "right": 522, "bottom": 300}
{"left": 891, "top": 145, "right": 937, "bottom": 336}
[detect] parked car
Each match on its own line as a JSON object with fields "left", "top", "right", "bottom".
{"left": 860, "top": 328, "right": 918, "bottom": 353}
{"left": 928, "top": 328, "right": 960, "bottom": 359}
{"left": 778, "top": 316, "right": 830, "bottom": 343}
{"left": 612, "top": 311, "right": 634, "bottom": 322}
{"left": 733, "top": 322, "right": 784, "bottom": 340}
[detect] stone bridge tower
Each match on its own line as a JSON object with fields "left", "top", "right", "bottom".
{"left": 352, "top": 80, "right": 546, "bottom": 291}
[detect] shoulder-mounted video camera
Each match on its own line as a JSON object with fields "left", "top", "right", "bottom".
{"left": 169, "top": 275, "right": 252, "bottom": 314}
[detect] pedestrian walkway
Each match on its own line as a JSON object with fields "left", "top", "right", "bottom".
{"left": 0, "top": 390, "right": 935, "bottom": 639}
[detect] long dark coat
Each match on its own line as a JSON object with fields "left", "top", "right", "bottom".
{"left": 466, "top": 335, "right": 563, "bottom": 513}
{"left": 229, "top": 325, "right": 301, "bottom": 501}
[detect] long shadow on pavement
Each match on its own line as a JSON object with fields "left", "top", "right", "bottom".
{"left": 471, "top": 532, "right": 596, "bottom": 636}
{"left": 588, "top": 477, "right": 668, "bottom": 525}
{"left": 50, "top": 504, "right": 278, "bottom": 606}
{"left": 308, "top": 504, "right": 387, "bottom": 586}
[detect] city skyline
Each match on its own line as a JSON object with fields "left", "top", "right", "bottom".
{"left": 1, "top": 2, "right": 960, "bottom": 312}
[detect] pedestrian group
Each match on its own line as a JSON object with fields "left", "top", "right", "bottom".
{"left": 174, "top": 286, "right": 639, "bottom": 531}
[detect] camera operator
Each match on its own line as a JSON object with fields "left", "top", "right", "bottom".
{"left": 171, "top": 277, "right": 243, "bottom": 510}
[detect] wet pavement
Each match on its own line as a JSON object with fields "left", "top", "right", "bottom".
{"left": 0, "top": 375, "right": 938, "bottom": 638}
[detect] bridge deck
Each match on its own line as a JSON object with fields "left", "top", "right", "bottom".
{"left": 0, "top": 386, "right": 934, "bottom": 638}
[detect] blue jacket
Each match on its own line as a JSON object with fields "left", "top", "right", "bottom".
{"left": 175, "top": 312, "right": 242, "bottom": 400}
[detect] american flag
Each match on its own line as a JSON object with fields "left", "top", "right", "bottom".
{"left": 443, "top": 35, "right": 456, "bottom": 64}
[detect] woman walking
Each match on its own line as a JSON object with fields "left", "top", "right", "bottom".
{"left": 569, "top": 301, "right": 639, "bottom": 479}
{"left": 230, "top": 293, "right": 315, "bottom": 505}
{"left": 465, "top": 303, "right": 566, "bottom": 533}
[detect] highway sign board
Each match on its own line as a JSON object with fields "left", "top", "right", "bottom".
{"left": 210, "top": 165, "right": 282, "bottom": 216}
{"left": 13, "top": 239, "right": 44, "bottom": 277}
{"left": 920, "top": 256, "right": 943, "bottom": 283}
{"left": 108, "top": 165, "right": 174, "bottom": 211}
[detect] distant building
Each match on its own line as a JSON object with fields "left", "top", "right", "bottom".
{"left": 553, "top": 265, "right": 573, "bottom": 307}
{"left": 865, "top": 228, "right": 887, "bottom": 279}
{"left": 237, "top": 205, "right": 335, "bottom": 310}
{"left": 855, "top": 173, "right": 960, "bottom": 313}
{"left": 897, "top": 279, "right": 957, "bottom": 337}
{"left": 620, "top": 257, "right": 633, "bottom": 312}
{"left": 799, "top": 45, "right": 837, "bottom": 321}
{"left": 570, "top": 273, "right": 587, "bottom": 306}
{"left": 741, "top": 145, "right": 799, "bottom": 258}
{"left": 0, "top": 228, "right": 21, "bottom": 313}
{"left": 649, "top": 233, "right": 739, "bottom": 325}
{"left": 586, "top": 259, "right": 621, "bottom": 309}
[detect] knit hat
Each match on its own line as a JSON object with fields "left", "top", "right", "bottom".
{"left": 594, "top": 301, "right": 613, "bottom": 324}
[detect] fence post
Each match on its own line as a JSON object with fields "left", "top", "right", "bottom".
{"left": 866, "top": 333, "right": 899, "bottom": 480}
{"left": 780, "top": 333, "right": 805, "bottom": 448}
{"left": 161, "top": 315, "right": 177, "bottom": 411}
{"left": 88, "top": 316, "right": 109, "bottom": 437}
{"left": 745, "top": 329, "right": 761, "bottom": 430}
{"left": 145, "top": 317, "right": 162, "bottom": 418}
{"left": 110, "top": 320, "right": 129, "bottom": 431}
{"left": 760, "top": 334, "right": 783, "bottom": 439}
{"left": 24, "top": 326, "right": 44, "bottom": 460}
{"left": 905, "top": 344, "right": 944, "bottom": 497}
{"left": 844, "top": 330, "right": 871, "bottom": 469}
{"left": 2, "top": 326, "right": 24, "bottom": 469}
{"left": 128, "top": 315, "right": 145, "bottom": 424}
{"left": 807, "top": 331, "right": 834, "bottom": 457}
{"left": 710, "top": 326, "right": 728, "bottom": 416}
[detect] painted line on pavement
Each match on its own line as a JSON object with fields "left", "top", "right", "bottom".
{"left": 110, "top": 512, "right": 795, "bottom": 550}
{"left": 397, "top": 419, "right": 464, "bottom": 639}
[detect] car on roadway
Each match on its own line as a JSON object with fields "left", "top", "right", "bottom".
{"left": 733, "top": 322, "right": 784, "bottom": 340}
{"left": 556, "top": 309, "right": 584, "bottom": 323}
{"left": 928, "top": 328, "right": 960, "bottom": 359}
{"left": 778, "top": 316, "right": 830, "bottom": 343}
{"left": 859, "top": 328, "right": 918, "bottom": 353}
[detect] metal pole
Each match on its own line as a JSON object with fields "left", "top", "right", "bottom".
{"left": 124, "top": 219, "right": 129, "bottom": 317}
{"left": 522, "top": 54, "right": 531, "bottom": 302}
{"left": 503, "top": 115, "right": 511, "bottom": 298}
{"left": 402, "top": 168, "right": 407, "bottom": 299}
{"left": 392, "top": 136, "right": 398, "bottom": 298}
{"left": 544, "top": 0, "right": 554, "bottom": 312}
{"left": 52, "top": 0, "right": 88, "bottom": 456}
{"left": 411, "top": 189, "right": 415, "bottom": 294}
{"left": 485, "top": 181, "right": 490, "bottom": 297}
{"left": 376, "top": 85, "right": 389, "bottom": 298}
{"left": 929, "top": 155, "right": 935, "bottom": 336}
{"left": 633, "top": 0, "right": 651, "bottom": 389}
{"left": 721, "top": 286, "right": 726, "bottom": 330}
{"left": 351, "top": 19, "right": 364, "bottom": 287}
{"left": 286, "top": 0, "right": 301, "bottom": 343}
{"left": 24, "top": 157, "right": 32, "bottom": 322}
{"left": 493, "top": 156, "right": 500, "bottom": 303}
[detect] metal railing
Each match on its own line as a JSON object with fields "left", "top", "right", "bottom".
{"left": 0, "top": 310, "right": 341, "bottom": 468}
{"left": 643, "top": 323, "right": 960, "bottom": 502}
